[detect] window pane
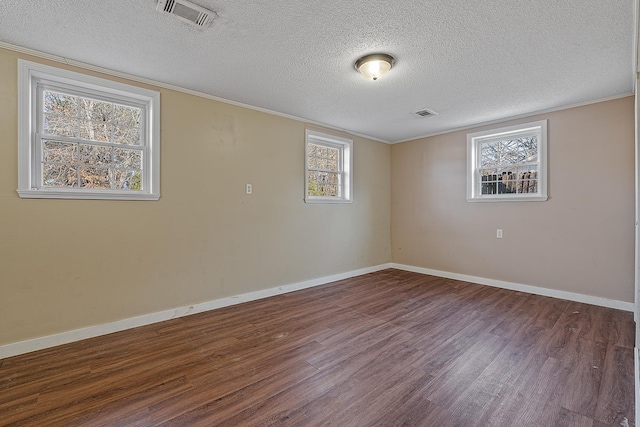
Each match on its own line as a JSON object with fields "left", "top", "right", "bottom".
{"left": 317, "top": 157, "right": 328, "bottom": 170}
{"left": 325, "top": 172, "right": 339, "bottom": 185}
{"left": 44, "top": 91, "right": 143, "bottom": 145}
{"left": 307, "top": 143, "right": 340, "bottom": 172}
{"left": 498, "top": 168, "right": 518, "bottom": 194}
{"left": 499, "top": 139, "right": 521, "bottom": 164}
{"left": 43, "top": 164, "right": 78, "bottom": 187}
{"left": 113, "top": 104, "right": 141, "bottom": 128}
{"left": 481, "top": 137, "right": 539, "bottom": 168}
{"left": 308, "top": 171, "right": 321, "bottom": 196}
{"left": 517, "top": 136, "right": 538, "bottom": 162}
{"left": 80, "top": 144, "right": 112, "bottom": 166}
{"left": 44, "top": 114, "right": 77, "bottom": 137}
{"left": 308, "top": 143, "right": 319, "bottom": 157}
{"left": 80, "top": 98, "right": 113, "bottom": 123}
{"left": 480, "top": 142, "right": 499, "bottom": 167}
{"left": 113, "top": 148, "right": 142, "bottom": 169}
{"left": 480, "top": 169, "right": 498, "bottom": 195}
{"left": 111, "top": 169, "right": 142, "bottom": 190}
{"left": 524, "top": 180, "right": 538, "bottom": 193}
{"left": 79, "top": 120, "right": 112, "bottom": 142}
{"left": 113, "top": 126, "right": 140, "bottom": 145}
{"left": 516, "top": 167, "right": 538, "bottom": 194}
{"left": 308, "top": 143, "right": 341, "bottom": 172}
{"left": 43, "top": 140, "right": 78, "bottom": 164}
{"left": 44, "top": 91, "right": 78, "bottom": 116}
{"left": 322, "top": 184, "right": 338, "bottom": 196}
{"left": 307, "top": 155, "right": 319, "bottom": 169}
{"left": 308, "top": 170, "right": 341, "bottom": 197}
{"left": 326, "top": 156, "right": 338, "bottom": 171}
{"left": 327, "top": 146, "right": 339, "bottom": 157}
{"left": 311, "top": 171, "right": 340, "bottom": 185}
{"left": 80, "top": 167, "right": 110, "bottom": 189}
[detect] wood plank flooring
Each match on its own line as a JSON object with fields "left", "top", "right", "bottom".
{"left": 0, "top": 269, "right": 635, "bottom": 426}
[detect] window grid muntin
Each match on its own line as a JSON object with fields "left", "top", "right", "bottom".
{"left": 478, "top": 163, "right": 539, "bottom": 195}
{"left": 39, "top": 84, "right": 144, "bottom": 144}
{"left": 35, "top": 83, "right": 147, "bottom": 192}
{"left": 307, "top": 142, "right": 343, "bottom": 172}
{"left": 478, "top": 135, "right": 538, "bottom": 168}
{"left": 39, "top": 137, "right": 144, "bottom": 190}
{"left": 17, "top": 60, "right": 160, "bottom": 200}
{"left": 471, "top": 125, "right": 544, "bottom": 199}
{"left": 307, "top": 141, "right": 344, "bottom": 198}
{"left": 304, "top": 130, "right": 352, "bottom": 203}
{"left": 477, "top": 134, "right": 539, "bottom": 195}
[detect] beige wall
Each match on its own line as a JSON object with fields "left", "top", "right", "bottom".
{"left": 0, "top": 48, "right": 391, "bottom": 346}
{"left": 391, "top": 96, "right": 635, "bottom": 302}
{"left": 1, "top": 44, "right": 634, "bottom": 349}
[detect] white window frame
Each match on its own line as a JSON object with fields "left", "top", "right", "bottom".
{"left": 304, "top": 130, "right": 353, "bottom": 204}
{"left": 467, "top": 120, "right": 548, "bottom": 202}
{"left": 17, "top": 60, "right": 161, "bottom": 200}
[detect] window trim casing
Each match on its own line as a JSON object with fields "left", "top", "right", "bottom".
{"left": 304, "top": 129, "right": 353, "bottom": 204}
{"left": 466, "top": 120, "right": 548, "bottom": 202}
{"left": 17, "top": 59, "right": 161, "bottom": 200}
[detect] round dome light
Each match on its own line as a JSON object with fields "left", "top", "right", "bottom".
{"left": 355, "top": 53, "right": 395, "bottom": 81}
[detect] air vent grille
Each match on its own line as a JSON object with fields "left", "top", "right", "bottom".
{"left": 156, "top": 0, "right": 216, "bottom": 28}
{"left": 161, "top": 0, "right": 175, "bottom": 12}
{"left": 414, "top": 108, "right": 438, "bottom": 118}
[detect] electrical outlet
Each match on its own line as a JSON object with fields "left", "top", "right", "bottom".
{"left": 496, "top": 229, "right": 503, "bottom": 239}
{"left": 246, "top": 184, "right": 252, "bottom": 194}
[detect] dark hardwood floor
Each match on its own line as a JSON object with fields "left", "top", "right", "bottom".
{"left": 0, "top": 269, "right": 635, "bottom": 426}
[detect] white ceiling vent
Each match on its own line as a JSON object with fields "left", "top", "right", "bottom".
{"left": 156, "top": 0, "right": 216, "bottom": 28}
{"left": 414, "top": 108, "right": 438, "bottom": 118}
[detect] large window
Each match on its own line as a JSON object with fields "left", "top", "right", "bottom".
{"left": 467, "top": 120, "right": 547, "bottom": 202}
{"left": 18, "top": 60, "right": 160, "bottom": 200}
{"left": 305, "top": 130, "right": 352, "bottom": 203}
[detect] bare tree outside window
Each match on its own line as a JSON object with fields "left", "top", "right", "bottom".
{"left": 307, "top": 143, "right": 341, "bottom": 197}
{"left": 42, "top": 90, "right": 143, "bottom": 190}
{"left": 304, "top": 130, "right": 352, "bottom": 203}
{"left": 479, "top": 136, "right": 538, "bottom": 195}
{"left": 466, "top": 120, "right": 547, "bottom": 202}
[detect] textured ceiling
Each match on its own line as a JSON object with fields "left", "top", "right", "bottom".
{"left": 0, "top": 0, "right": 635, "bottom": 143}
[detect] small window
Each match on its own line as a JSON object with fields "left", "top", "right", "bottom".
{"left": 305, "top": 130, "right": 353, "bottom": 203}
{"left": 467, "top": 120, "right": 547, "bottom": 202}
{"left": 17, "top": 60, "right": 160, "bottom": 200}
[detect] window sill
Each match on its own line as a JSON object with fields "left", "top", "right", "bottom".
{"left": 17, "top": 189, "right": 160, "bottom": 201}
{"left": 467, "top": 195, "right": 548, "bottom": 202}
{"left": 304, "top": 197, "right": 352, "bottom": 204}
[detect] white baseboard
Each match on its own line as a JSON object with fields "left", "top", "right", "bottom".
{"left": 2, "top": 262, "right": 631, "bottom": 360}
{"left": 391, "top": 263, "right": 635, "bottom": 312}
{"left": 0, "top": 263, "right": 393, "bottom": 360}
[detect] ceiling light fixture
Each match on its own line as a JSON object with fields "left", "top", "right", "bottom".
{"left": 355, "top": 53, "right": 395, "bottom": 81}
